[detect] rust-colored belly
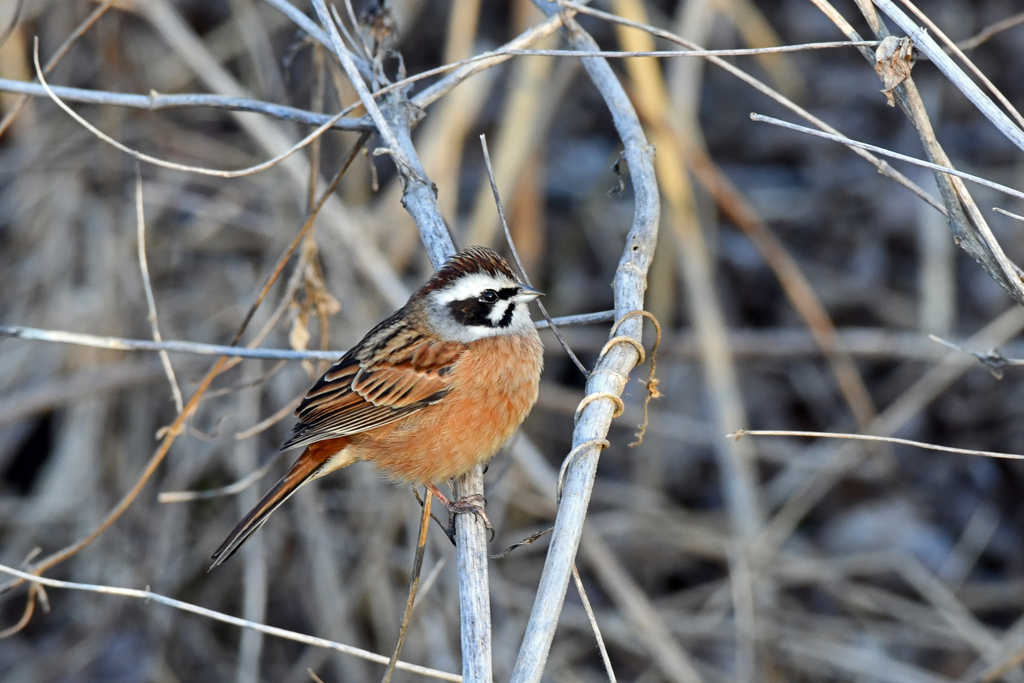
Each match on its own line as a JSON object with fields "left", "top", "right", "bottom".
{"left": 349, "top": 332, "right": 542, "bottom": 484}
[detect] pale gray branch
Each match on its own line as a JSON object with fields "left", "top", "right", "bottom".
{"left": 0, "top": 563, "right": 461, "bottom": 682}
{"left": 511, "top": 4, "right": 661, "bottom": 682}
{"left": 0, "top": 78, "right": 371, "bottom": 130}
{"left": 750, "top": 114, "right": 1024, "bottom": 202}
{"left": 0, "top": 313, "right": 611, "bottom": 361}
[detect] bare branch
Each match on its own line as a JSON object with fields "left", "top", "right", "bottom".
{"left": 157, "top": 450, "right": 289, "bottom": 503}
{"left": 571, "top": 564, "right": 617, "bottom": 683}
{"left": 0, "top": 78, "right": 372, "bottom": 129}
{"left": 0, "top": 563, "right": 461, "bottom": 682}
{"left": 730, "top": 429, "right": 1024, "bottom": 460}
{"left": 34, "top": 46, "right": 357, "bottom": 178}
{"left": 0, "top": 314, "right": 612, "bottom": 361}
{"left": 381, "top": 491, "right": 433, "bottom": 683}
{"left": 958, "top": 9, "right": 1024, "bottom": 50}
{"left": 511, "top": 4, "right": 660, "bottom": 681}
{"left": 893, "top": 0, "right": 1024, "bottom": 131}
{"left": 750, "top": 113, "right": 1024, "bottom": 203}
{"left": 559, "top": 0, "right": 946, "bottom": 214}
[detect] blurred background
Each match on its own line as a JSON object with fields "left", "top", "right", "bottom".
{"left": 2, "top": 0, "right": 1024, "bottom": 681}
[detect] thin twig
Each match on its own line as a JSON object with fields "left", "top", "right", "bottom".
{"left": 0, "top": 563, "right": 461, "bottom": 682}
{"left": 730, "top": 429, "right": 1024, "bottom": 461}
{"left": 34, "top": 42, "right": 357, "bottom": 178}
{"left": 261, "top": 0, "right": 331, "bottom": 48}
{"left": 750, "top": 113, "right": 1024, "bottom": 203}
{"left": 571, "top": 563, "right": 617, "bottom": 683}
{"left": 559, "top": 0, "right": 945, "bottom": 215}
{"left": 488, "top": 44, "right": 880, "bottom": 57}
{"left": 0, "top": 326, "right": 341, "bottom": 360}
{"left": 534, "top": 311, "right": 615, "bottom": 328}
{"left": 0, "top": 78, "right": 374, "bottom": 129}
{"left": 157, "top": 450, "right": 289, "bottom": 503}
{"left": 958, "top": 9, "right": 1024, "bottom": 50}
{"left": 381, "top": 491, "right": 433, "bottom": 683}
{"left": 488, "top": 528, "right": 554, "bottom": 560}
{"left": 135, "top": 170, "right": 183, "bottom": 414}
{"left": 0, "top": 312, "right": 613, "bottom": 360}
{"left": 233, "top": 394, "right": 304, "bottom": 440}
{"left": 928, "top": 333, "right": 1024, "bottom": 379}
{"left": 310, "top": 0, "right": 412, "bottom": 181}
{"left": 994, "top": 207, "right": 1024, "bottom": 223}
{"left": 478, "top": 134, "right": 589, "bottom": 377}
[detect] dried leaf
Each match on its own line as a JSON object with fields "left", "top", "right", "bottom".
{"left": 875, "top": 36, "right": 915, "bottom": 107}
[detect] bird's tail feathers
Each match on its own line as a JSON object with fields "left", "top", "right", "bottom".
{"left": 209, "top": 438, "right": 350, "bottom": 569}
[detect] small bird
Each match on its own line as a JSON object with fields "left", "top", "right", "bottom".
{"left": 210, "top": 246, "right": 543, "bottom": 568}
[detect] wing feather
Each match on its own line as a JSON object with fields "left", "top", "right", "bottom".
{"left": 281, "top": 315, "right": 464, "bottom": 451}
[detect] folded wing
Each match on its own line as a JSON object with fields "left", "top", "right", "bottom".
{"left": 281, "top": 318, "right": 464, "bottom": 451}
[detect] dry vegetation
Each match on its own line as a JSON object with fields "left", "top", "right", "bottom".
{"left": 3, "top": 0, "right": 1024, "bottom": 682}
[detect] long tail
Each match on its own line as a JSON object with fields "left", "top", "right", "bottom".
{"left": 209, "top": 437, "right": 350, "bottom": 570}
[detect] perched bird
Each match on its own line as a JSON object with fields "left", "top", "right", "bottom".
{"left": 210, "top": 246, "right": 544, "bottom": 568}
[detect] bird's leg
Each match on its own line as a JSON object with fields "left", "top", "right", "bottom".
{"left": 425, "top": 482, "right": 494, "bottom": 543}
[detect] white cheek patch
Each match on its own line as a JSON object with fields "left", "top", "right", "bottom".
{"left": 488, "top": 303, "right": 513, "bottom": 326}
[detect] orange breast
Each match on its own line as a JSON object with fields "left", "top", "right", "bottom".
{"left": 348, "top": 332, "right": 543, "bottom": 484}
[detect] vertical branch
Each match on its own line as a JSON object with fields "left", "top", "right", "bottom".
{"left": 453, "top": 466, "right": 492, "bottom": 683}
{"left": 511, "top": 4, "right": 660, "bottom": 682}
{"left": 307, "top": 3, "right": 487, "bottom": 681}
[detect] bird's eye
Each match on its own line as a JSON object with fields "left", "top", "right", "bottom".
{"left": 480, "top": 289, "right": 498, "bottom": 303}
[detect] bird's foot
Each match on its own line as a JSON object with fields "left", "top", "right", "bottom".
{"left": 425, "top": 484, "right": 493, "bottom": 544}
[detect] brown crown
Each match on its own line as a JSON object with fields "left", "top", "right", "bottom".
{"left": 422, "top": 246, "right": 517, "bottom": 292}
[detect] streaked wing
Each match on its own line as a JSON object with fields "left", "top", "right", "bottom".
{"left": 281, "top": 315, "right": 464, "bottom": 451}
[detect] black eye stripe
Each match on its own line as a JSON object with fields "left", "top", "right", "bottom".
{"left": 448, "top": 296, "right": 518, "bottom": 328}
{"left": 448, "top": 298, "right": 493, "bottom": 327}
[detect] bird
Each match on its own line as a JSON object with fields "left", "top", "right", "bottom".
{"left": 210, "top": 246, "right": 544, "bottom": 569}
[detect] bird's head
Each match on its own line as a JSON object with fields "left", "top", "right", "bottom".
{"left": 418, "top": 246, "right": 542, "bottom": 342}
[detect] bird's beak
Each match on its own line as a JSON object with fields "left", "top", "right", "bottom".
{"left": 515, "top": 286, "right": 543, "bottom": 303}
